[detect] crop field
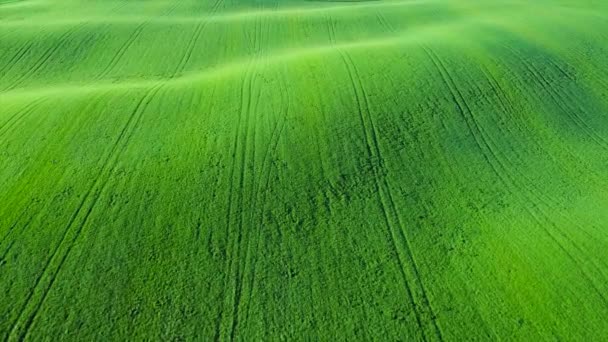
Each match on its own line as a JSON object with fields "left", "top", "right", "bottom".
{"left": 1, "top": 0, "right": 608, "bottom": 340}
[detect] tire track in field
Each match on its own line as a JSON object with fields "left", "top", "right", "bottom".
{"left": 546, "top": 65, "right": 608, "bottom": 146}
{"left": 0, "top": 200, "right": 34, "bottom": 257}
{"left": 473, "top": 62, "right": 608, "bottom": 285}
{"left": 476, "top": 49, "right": 608, "bottom": 186}
{"left": 170, "top": 0, "right": 224, "bottom": 78}
{"left": 229, "top": 9, "right": 270, "bottom": 340}
{"left": 95, "top": 23, "right": 147, "bottom": 79}
{"left": 425, "top": 45, "right": 608, "bottom": 307}
{"left": 0, "top": 25, "right": 55, "bottom": 76}
{"left": 0, "top": 207, "right": 28, "bottom": 246}
{"left": 0, "top": 215, "right": 35, "bottom": 264}
{"left": 213, "top": 67, "right": 250, "bottom": 341}
{"left": 422, "top": 45, "right": 546, "bottom": 336}
{"left": 0, "top": 39, "right": 42, "bottom": 79}
{"left": 233, "top": 68, "right": 263, "bottom": 339}
{"left": 230, "top": 3, "right": 280, "bottom": 335}
{"left": 229, "top": 66, "right": 259, "bottom": 341}
{"left": 325, "top": 16, "right": 375, "bottom": 338}
{"left": 214, "top": 9, "right": 263, "bottom": 340}
{"left": 475, "top": 60, "right": 587, "bottom": 179}
{"left": 96, "top": 1, "right": 183, "bottom": 80}
{"left": 1, "top": 22, "right": 109, "bottom": 88}
{"left": 0, "top": 98, "right": 44, "bottom": 143}
{"left": 384, "top": 50, "right": 500, "bottom": 338}
{"left": 482, "top": 56, "right": 605, "bottom": 270}
{"left": 327, "top": 13, "right": 441, "bottom": 340}
{"left": 0, "top": 95, "right": 104, "bottom": 252}
{"left": 3, "top": 24, "right": 79, "bottom": 85}
{"left": 474, "top": 47, "right": 608, "bottom": 261}
{"left": 422, "top": 45, "right": 533, "bottom": 206}
{"left": 477, "top": 58, "right": 608, "bottom": 184}
{"left": 238, "top": 20, "right": 287, "bottom": 324}
{"left": 2, "top": 23, "right": 87, "bottom": 92}
{"left": 500, "top": 44, "right": 608, "bottom": 149}
{"left": 379, "top": 14, "right": 469, "bottom": 197}
{"left": 241, "top": 73, "right": 288, "bottom": 328}
{"left": 399, "top": 101, "right": 499, "bottom": 338}
{"left": 528, "top": 58, "right": 608, "bottom": 148}
{"left": 560, "top": 44, "right": 608, "bottom": 92}
{"left": 212, "top": 79, "right": 244, "bottom": 342}
{"left": 6, "top": 85, "right": 164, "bottom": 341}
{"left": 347, "top": 52, "right": 443, "bottom": 341}
{"left": 422, "top": 44, "right": 566, "bottom": 327}
{"left": 109, "top": 0, "right": 130, "bottom": 15}
{"left": 479, "top": 105, "right": 608, "bottom": 302}
{"left": 376, "top": 10, "right": 395, "bottom": 33}
{"left": 422, "top": 46, "right": 507, "bottom": 186}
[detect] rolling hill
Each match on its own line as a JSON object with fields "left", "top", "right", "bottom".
{"left": 1, "top": 0, "right": 608, "bottom": 340}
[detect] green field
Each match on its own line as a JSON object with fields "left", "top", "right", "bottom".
{"left": 2, "top": 0, "right": 608, "bottom": 340}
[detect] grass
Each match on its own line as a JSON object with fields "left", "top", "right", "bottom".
{"left": 1, "top": 0, "right": 608, "bottom": 340}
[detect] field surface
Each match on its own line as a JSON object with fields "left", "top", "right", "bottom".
{"left": 2, "top": 0, "right": 608, "bottom": 340}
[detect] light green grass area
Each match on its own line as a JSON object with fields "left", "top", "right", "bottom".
{"left": 2, "top": 0, "right": 608, "bottom": 340}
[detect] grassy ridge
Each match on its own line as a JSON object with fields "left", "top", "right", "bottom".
{"left": 1, "top": 0, "right": 608, "bottom": 340}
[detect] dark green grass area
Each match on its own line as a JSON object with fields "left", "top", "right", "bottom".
{"left": 1, "top": 0, "right": 608, "bottom": 340}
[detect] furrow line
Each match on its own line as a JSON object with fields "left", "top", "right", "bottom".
{"left": 228, "top": 10, "right": 265, "bottom": 340}
{"left": 479, "top": 55, "right": 607, "bottom": 184}
{"left": 5, "top": 157, "right": 97, "bottom": 341}
{"left": 336, "top": 40, "right": 428, "bottom": 339}
{"left": 422, "top": 44, "right": 608, "bottom": 327}
{"left": 546, "top": 58, "right": 576, "bottom": 83}
{"left": 0, "top": 40, "right": 39, "bottom": 78}
{"left": 376, "top": 11, "right": 395, "bottom": 33}
{"left": 96, "top": 23, "right": 147, "bottom": 80}
{"left": 230, "top": 8, "right": 270, "bottom": 338}
{"left": 476, "top": 63, "right": 608, "bottom": 280}
{"left": 162, "top": 0, "right": 183, "bottom": 17}
{"left": 504, "top": 44, "right": 608, "bottom": 149}
{"left": 242, "top": 69, "right": 289, "bottom": 326}
{"left": 230, "top": 69, "right": 256, "bottom": 340}
{"left": 454, "top": 49, "right": 608, "bottom": 299}
{"left": 351, "top": 51, "right": 443, "bottom": 341}
{"left": 327, "top": 10, "right": 428, "bottom": 339}
{"left": 7, "top": 85, "right": 162, "bottom": 341}
{"left": 352, "top": 57, "right": 444, "bottom": 340}
{"left": 20, "top": 85, "right": 163, "bottom": 341}
{"left": 385, "top": 54, "right": 499, "bottom": 336}
{"left": 526, "top": 206, "right": 608, "bottom": 306}
{"left": 3, "top": 23, "right": 87, "bottom": 92}
{"left": 109, "top": 0, "right": 129, "bottom": 14}
{"left": 97, "top": 0, "right": 182, "bottom": 80}
{"left": 237, "top": 68, "right": 268, "bottom": 335}
{"left": 422, "top": 46, "right": 508, "bottom": 188}
{"left": 171, "top": 0, "right": 223, "bottom": 77}
{"left": 428, "top": 47, "right": 506, "bottom": 168}
{"left": 214, "top": 17, "right": 258, "bottom": 336}
{"left": 0, "top": 211, "right": 25, "bottom": 248}
{"left": 536, "top": 67, "right": 608, "bottom": 148}
{"left": 424, "top": 42, "right": 587, "bottom": 317}
{"left": 0, "top": 98, "right": 44, "bottom": 143}
{"left": 0, "top": 202, "right": 33, "bottom": 258}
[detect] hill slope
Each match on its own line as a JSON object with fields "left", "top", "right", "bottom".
{"left": 1, "top": 0, "right": 608, "bottom": 340}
